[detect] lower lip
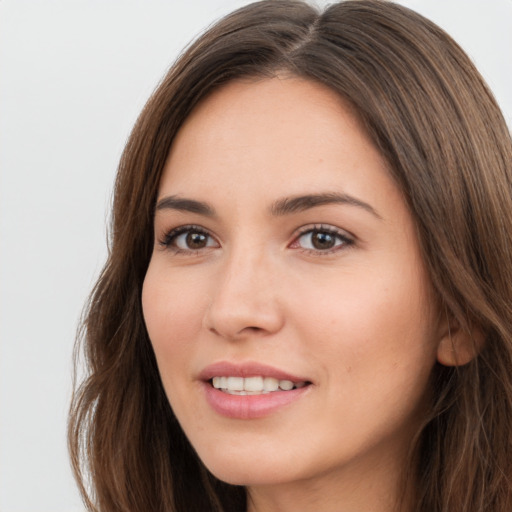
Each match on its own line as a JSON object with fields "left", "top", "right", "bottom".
{"left": 203, "top": 383, "right": 310, "bottom": 419}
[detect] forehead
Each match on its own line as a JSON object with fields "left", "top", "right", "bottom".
{"left": 159, "top": 76, "right": 396, "bottom": 211}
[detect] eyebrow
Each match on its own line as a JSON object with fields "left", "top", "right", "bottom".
{"left": 155, "top": 192, "right": 381, "bottom": 219}
{"left": 269, "top": 192, "right": 381, "bottom": 219}
{"left": 155, "top": 195, "right": 216, "bottom": 216}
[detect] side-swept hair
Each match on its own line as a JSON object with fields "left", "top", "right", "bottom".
{"left": 69, "top": 1, "right": 512, "bottom": 510}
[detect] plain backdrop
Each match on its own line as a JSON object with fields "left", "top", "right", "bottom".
{"left": 0, "top": 1, "right": 511, "bottom": 511}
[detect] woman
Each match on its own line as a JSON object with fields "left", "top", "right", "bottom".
{"left": 68, "top": 1, "right": 512, "bottom": 511}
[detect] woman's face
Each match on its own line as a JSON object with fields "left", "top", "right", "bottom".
{"left": 142, "top": 77, "right": 444, "bottom": 495}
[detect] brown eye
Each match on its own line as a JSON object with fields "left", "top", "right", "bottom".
{"left": 186, "top": 232, "right": 208, "bottom": 249}
{"left": 294, "top": 227, "right": 353, "bottom": 253}
{"left": 311, "top": 231, "right": 336, "bottom": 250}
{"left": 163, "top": 226, "right": 218, "bottom": 252}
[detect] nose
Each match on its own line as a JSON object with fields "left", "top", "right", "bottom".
{"left": 203, "top": 247, "right": 284, "bottom": 340}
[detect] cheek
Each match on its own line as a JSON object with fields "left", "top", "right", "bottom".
{"left": 297, "top": 263, "right": 428, "bottom": 333}
{"left": 293, "top": 268, "right": 438, "bottom": 449}
{"left": 141, "top": 264, "right": 207, "bottom": 372}
{"left": 290, "top": 258, "right": 438, "bottom": 389}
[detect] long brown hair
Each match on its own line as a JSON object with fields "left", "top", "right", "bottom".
{"left": 68, "top": 1, "right": 512, "bottom": 510}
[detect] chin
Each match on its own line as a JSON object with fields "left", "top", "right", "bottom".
{"left": 207, "top": 466, "right": 262, "bottom": 486}
{"left": 206, "top": 464, "right": 292, "bottom": 487}
{"left": 196, "top": 442, "right": 304, "bottom": 487}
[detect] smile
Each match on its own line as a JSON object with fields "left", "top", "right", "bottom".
{"left": 200, "top": 362, "right": 312, "bottom": 419}
{"left": 211, "top": 376, "right": 307, "bottom": 394}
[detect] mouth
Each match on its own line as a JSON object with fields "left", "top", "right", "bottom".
{"left": 199, "top": 362, "right": 312, "bottom": 419}
{"left": 210, "top": 376, "right": 308, "bottom": 395}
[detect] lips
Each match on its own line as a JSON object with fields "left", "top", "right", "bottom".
{"left": 199, "top": 361, "right": 312, "bottom": 419}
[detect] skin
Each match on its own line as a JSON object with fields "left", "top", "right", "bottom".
{"left": 142, "top": 76, "right": 452, "bottom": 512}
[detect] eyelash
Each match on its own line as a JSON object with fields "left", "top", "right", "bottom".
{"left": 158, "top": 224, "right": 354, "bottom": 256}
{"left": 291, "top": 224, "right": 354, "bottom": 255}
{"left": 159, "top": 225, "right": 216, "bottom": 254}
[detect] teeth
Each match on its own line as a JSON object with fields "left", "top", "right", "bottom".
{"left": 211, "top": 376, "right": 306, "bottom": 394}
{"left": 244, "top": 376, "right": 263, "bottom": 391}
{"left": 263, "top": 377, "right": 279, "bottom": 392}
{"left": 279, "top": 379, "right": 294, "bottom": 391}
{"left": 227, "top": 376, "right": 244, "bottom": 391}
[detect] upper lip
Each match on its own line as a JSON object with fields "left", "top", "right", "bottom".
{"left": 198, "top": 361, "right": 311, "bottom": 383}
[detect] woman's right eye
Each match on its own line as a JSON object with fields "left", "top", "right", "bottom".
{"left": 160, "top": 226, "right": 219, "bottom": 253}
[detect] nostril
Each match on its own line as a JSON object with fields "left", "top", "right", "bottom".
{"left": 208, "top": 324, "right": 266, "bottom": 339}
{"left": 203, "top": 294, "right": 284, "bottom": 339}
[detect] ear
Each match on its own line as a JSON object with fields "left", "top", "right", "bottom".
{"left": 436, "top": 318, "right": 485, "bottom": 367}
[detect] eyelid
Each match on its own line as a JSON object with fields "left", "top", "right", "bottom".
{"left": 158, "top": 224, "right": 219, "bottom": 252}
{"left": 289, "top": 224, "right": 355, "bottom": 254}
{"left": 156, "top": 222, "right": 355, "bottom": 256}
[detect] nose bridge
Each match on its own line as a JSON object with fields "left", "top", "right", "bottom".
{"left": 204, "top": 239, "right": 283, "bottom": 338}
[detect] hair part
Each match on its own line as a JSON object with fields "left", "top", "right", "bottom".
{"left": 69, "top": 1, "right": 512, "bottom": 510}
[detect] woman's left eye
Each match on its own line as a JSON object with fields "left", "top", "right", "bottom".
{"left": 291, "top": 227, "right": 353, "bottom": 253}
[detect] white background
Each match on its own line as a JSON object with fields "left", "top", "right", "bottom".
{"left": 1, "top": 1, "right": 511, "bottom": 511}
